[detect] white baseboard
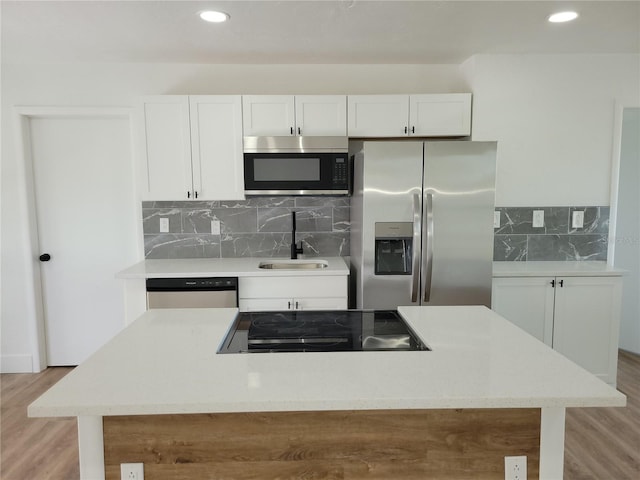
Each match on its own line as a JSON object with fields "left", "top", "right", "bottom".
{"left": 1, "top": 354, "right": 34, "bottom": 373}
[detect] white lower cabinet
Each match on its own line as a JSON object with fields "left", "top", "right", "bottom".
{"left": 492, "top": 275, "right": 622, "bottom": 385}
{"left": 239, "top": 276, "right": 348, "bottom": 312}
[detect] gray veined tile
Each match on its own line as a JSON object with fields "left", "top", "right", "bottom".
{"left": 295, "top": 197, "right": 350, "bottom": 208}
{"left": 257, "top": 208, "right": 295, "bottom": 233}
{"left": 220, "top": 197, "right": 295, "bottom": 208}
{"left": 142, "top": 208, "right": 182, "bottom": 234}
{"left": 258, "top": 207, "right": 333, "bottom": 233}
{"left": 493, "top": 234, "right": 528, "bottom": 261}
{"left": 333, "top": 206, "right": 351, "bottom": 232}
{"left": 297, "top": 232, "right": 350, "bottom": 257}
{"left": 569, "top": 207, "right": 610, "bottom": 234}
{"left": 144, "top": 234, "right": 221, "bottom": 259}
{"left": 495, "top": 207, "right": 569, "bottom": 235}
{"left": 294, "top": 207, "right": 333, "bottom": 232}
{"left": 527, "top": 234, "right": 608, "bottom": 261}
{"left": 182, "top": 209, "right": 217, "bottom": 234}
{"left": 220, "top": 233, "right": 291, "bottom": 258}
{"left": 212, "top": 208, "right": 258, "bottom": 234}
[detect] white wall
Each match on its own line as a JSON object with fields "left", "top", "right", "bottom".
{"left": 465, "top": 54, "right": 640, "bottom": 207}
{"left": 3, "top": 57, "right": 639, "bottom": 372}
{"left": 1, "top": 62, "right": 466, "bottom": 372}
{"left": 615, "top": 107, "right": 640, "bottom": 354}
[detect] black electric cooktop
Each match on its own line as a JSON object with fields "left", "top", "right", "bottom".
{"left": 217, "top": 310, "right": 430, "bottom": 354}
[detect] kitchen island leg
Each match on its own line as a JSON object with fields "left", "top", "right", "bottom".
{"left": 539, "top": 407, "right": 566, "bottom": 479}
{"left": 78, "top": 415, "right": 105, "bottom": 480}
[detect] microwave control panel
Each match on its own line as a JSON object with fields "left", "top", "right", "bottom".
{"left": 332, "top": 157, "right": 349, "bottom": 187}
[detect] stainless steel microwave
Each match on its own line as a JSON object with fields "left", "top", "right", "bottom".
{"left": 243, "top": 136, "right": 351, "bottom": 196}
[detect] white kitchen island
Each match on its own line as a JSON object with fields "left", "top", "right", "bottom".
{"left": 29, "top": 306, "right": 625, "bottom": 480}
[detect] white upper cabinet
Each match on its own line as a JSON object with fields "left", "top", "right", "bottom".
{"left": 138, "top": 95, "right": 244, "bottom": 201}
{"left": 189, "top": 96, "right": 244, "bottom": 201}
{"left": 138, "top": 96, "right": 193, "bottom": 200}
{"left": 348, "top": 93, "right": 471, "bottom": 137}
{"left": 294, "top": 95, "right": 347, "bottom": 136}
{"left": 347, "top": 95, "right": 409, "bottom": 137}
{"left": 410, "top": 94, "right": 471, "bottom": 136}
{"left": 242, "top": 95, "right": 347, "bottom": 136}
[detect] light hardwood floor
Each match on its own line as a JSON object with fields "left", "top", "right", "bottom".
{"left": 1, "top": 351, "right": 639, "bottom": 480}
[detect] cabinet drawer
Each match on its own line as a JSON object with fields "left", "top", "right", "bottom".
{"left": 239, "top": 276, "right": 347, "bottom": 299}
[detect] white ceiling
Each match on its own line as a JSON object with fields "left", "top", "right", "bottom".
{"left": 2, "top": 0, "right": 639, "bottom": 65}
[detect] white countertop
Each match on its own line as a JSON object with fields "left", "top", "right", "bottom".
{"left": 116, "top": 257, "right": 350, "bottom": 278}
{"left": 493, "top": 261, "right": 625, "bottom": 277}
{"left": 29, "top": 306, "right": 625, "bottom": 418}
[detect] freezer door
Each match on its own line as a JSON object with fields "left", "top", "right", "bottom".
{"left": 359, "top": 142, "right": 424, "bottom": 309}
{"left": 422, "top": 141, "right": 496, "bottom": 307}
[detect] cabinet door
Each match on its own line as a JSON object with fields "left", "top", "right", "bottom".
{"left": 189, "top": 96, "right": 245, "bottom": 200}
{"left": 553, "top": 277, "right": 622, "bottom": 385}
{"left": 238, "top": 298, "right": 293, "bottom": 312}
{"left": 294, "top": 297, "right": 348, "bottom": 310}
{"left": 138, "top": 96, "right": 193, "bottom": 200}
{"left": 491, "top": 277, "right": 555, "bottom": 346}
{"left": 242, "top": 95, "right": 295, "bottom": 136}
{"left": 239, "top": 276, "right": 347, "bottom": 299}
{"left": 409, "top": 94, "right": 471, "bottom": 136}
{"left": 347, "top": 95, "right": 409, "bottom": 137}
{"left": 295, "top": 95, "right": 347, "bottom": 136}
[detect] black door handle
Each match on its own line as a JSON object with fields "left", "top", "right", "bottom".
{"left": 39, "top": 253, "right": 51, "bottom": 262}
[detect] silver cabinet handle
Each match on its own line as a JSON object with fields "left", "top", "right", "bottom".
{"left": 423, "top": 193, "right": 434, "bottom": 302}
{"left": 411, "top": 193, "right": 421, "bottom": 302}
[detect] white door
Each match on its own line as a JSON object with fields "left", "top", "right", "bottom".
{"left": 552, "top": 276, "right": 622, "bottom": 384}
{"left": 242, "top": 95, "right": 295, "bottom": 136}
{"left": 189, "top": 96, "right": 245, "bottom": 200}
{"left": 30, "top": 116, "right": 138, "bottom": 365}
{"left": 409, "top": 94, "right": 472, "bottom": 136}
{"left": 295, "top": 95, "right": 347, "bottom": 136}
{"left": 347, "top": 95, "right": 409, "bottom": 137}
{"left": 491, "top": 276, "right": 555, "bottom": 346}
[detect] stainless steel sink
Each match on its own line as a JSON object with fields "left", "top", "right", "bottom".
{"left": 258, "top": 260, "right": 329, "bottom": 270}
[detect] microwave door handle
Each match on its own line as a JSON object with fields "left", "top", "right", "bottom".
{"left": 423, "top": 193, "right": 434, "bottom": 303}
{"left": 411, "top": 193, "right": 421, "bottom": 303}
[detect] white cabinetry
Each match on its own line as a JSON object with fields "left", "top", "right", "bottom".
{"left": 238, "top": 275, "right": 348, "bottom": 311}
{"left": 242, "top": 95, "right": 347, "bottom": 136}
{"left": 492, "top": 277, "right": 555, "bottom": 346}
{"left": 347, "top": 94, "right": 471, "bottom": 137}
{"left": 492, "top": 275, "right": 622, "bottom": 385}
{"left": 138, "top": 95, "right": 244, "bottom": 201}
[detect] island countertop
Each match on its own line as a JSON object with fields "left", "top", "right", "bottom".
{"left": 116, "top": 256, "right": 350, "bottom": 278}
{"left": 28, "top": 306, "right": 625, "bottom": 418}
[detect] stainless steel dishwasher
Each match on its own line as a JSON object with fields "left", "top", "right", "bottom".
{"left": 146, "top": 277, "right": 238, "bottom": 309}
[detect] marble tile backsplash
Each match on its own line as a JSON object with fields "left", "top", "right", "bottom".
{"left": 142, "top": 200, "right": 608, "bottom": 262}
{"left": 494, "top": 206, "right": 610, "bottom": 261}
{"left": 142, "top": 197, "right": 350, "bottom": 259}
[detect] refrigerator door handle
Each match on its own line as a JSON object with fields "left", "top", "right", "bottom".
{"left": 423, "top": 193, "right": 434, "bottom": 302}
{"left": 411, "top": 193, "right": 421, "bottom": 302}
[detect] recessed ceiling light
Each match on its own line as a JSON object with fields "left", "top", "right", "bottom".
{"left": 199, "top": 10, "right": 230, "bottom": 23}
{"left": 548, "top": 11, "right": 579, "bottom": 23}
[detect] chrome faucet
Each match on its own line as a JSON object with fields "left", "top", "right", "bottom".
{"left": 290, "top": 211, "right": 304, "bottom": 259}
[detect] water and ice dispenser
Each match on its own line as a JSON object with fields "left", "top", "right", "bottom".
{"left": 374, "top": 222, "right": 413, "bottom": 275}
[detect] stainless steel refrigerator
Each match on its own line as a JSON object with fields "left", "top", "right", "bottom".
{"left": 350, "top": 141, "right": 497, "bottom": 309}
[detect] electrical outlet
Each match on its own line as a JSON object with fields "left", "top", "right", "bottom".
{"left": 211, "top": 220, "right": 221, "bottom": 235}
{"left": 504, "top": 455, "right": 527, "bottom": 480}
{"left": 120, "top": 463, "right": 144, "bottom": 480}
{"left": 494, "top": 211, "right": 501, "bottom": 228}
{"left": 572, "top": 210, "right": 585, "bottom": 229}
{"left": 532, "top": 210, "right": 545, "bottom": 228}
{"left": 159, "top": 217, "right": 169, "bottom": 233}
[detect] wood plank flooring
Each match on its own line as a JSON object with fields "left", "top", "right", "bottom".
{"left": 1, "top": 351, "right": 639, "bottom": 479}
